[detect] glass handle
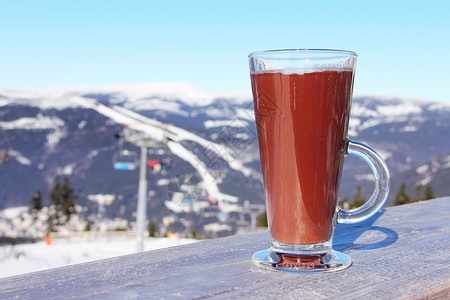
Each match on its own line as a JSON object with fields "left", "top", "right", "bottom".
{"left": 337, "top": 139, "right": 390, "bottom": 224}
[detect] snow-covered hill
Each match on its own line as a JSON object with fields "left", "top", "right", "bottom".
{"left": 0, "top": 233, "right": 197, "bottom": 279}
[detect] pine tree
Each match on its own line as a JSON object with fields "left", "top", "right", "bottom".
{"left": 47, "top": 175, "right": 78, "bottom": 232}
{"left": 30, "top": 190, "right": 43, "bottom": 212}
{"left": 84, "top": 221, "right": 91, "bottom": 232}
{"left": 424, "top": 185, "right": 435, "bottom": 200}
{"left": 47, "top": 175, "right": 63, "bottom": 232}
{"left": 394, "top": 182, "right": 411, "bottom": 206}
{"left": 148, "top": 219, "right": 158, "bottom": 237}
{"left": 60, "top": 176, "right": 77, "bottom": 221}
{"left": 413, "top": 184, "right": 423, "bottom": 203}
{"left": 257, "top": 210, "right": 268, "bottom": 228}
{"left": 190, "top": 227, "right": 201, "bottom": 239}
{"left": 349, "top": 186, "right": 366, "bottom": 209}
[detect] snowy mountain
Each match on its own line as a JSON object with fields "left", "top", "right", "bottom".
{"left": 386, "top": 153, "right": 450, "bottom": 206}
{"left": 340, "top": 95, "right": 450, "bottom": 202}
{"left": 0, "top": 83, "right": 449, "bottom": 236}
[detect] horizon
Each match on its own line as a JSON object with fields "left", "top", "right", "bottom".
{"left": 1, "top": 81, "right": 448, "bottom": 106}
{"left": 0, "top": 1, "right": 449, "bottom": 104}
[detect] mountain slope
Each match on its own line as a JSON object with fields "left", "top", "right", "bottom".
{"left": 0, "top": 83, "right": 449, "bottom": 235}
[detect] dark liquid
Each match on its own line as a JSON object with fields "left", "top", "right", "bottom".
{"left": 251, "top": 70, "right": 353, "bottom": 244}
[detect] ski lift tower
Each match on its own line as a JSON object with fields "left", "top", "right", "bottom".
{"left": 243, "top": 200, "right": 266, "bottom": 232}
{"left": 114, "top": 127, "right": 163, "bottom": 252}
{"left": 135, "top": 140, "right": 154, "bottom": 252}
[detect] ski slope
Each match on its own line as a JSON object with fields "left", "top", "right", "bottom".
{"left": 89, "top": 100, "right": 252, "bottom": 211}
{"left": 0, "top": 235, "right": 197, "bottom": 279}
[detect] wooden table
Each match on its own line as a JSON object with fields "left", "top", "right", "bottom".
{"left": 1, "top": 197, "right": 449, "bottom": 299}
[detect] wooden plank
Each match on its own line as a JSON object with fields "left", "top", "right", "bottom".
{"left": 0, "top": 197, "right": 448, "bottom": 299}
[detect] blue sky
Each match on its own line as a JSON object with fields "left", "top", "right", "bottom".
{"left": 1, "top": 0, "right": 449, "bottom": 103}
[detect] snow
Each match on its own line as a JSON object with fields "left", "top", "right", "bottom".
{"left": 0, "top": 206, "right": 199, "bottom": 279}
{"left": 156, "top": 178, "right": 171, "bottom": 186}
{"left": 399, "top": 125, "right": 418, "bottom": 132}
{"left": 349, "top": 118, "right": 361, "bottom": 128}
{"left": 203, "top": 223, "right": 232, "bottom": 232}
{"left": 166, "top": 140, "right": 237, "bottom": 205}
{"left": 0, "top": 82, "right": 251, "bottom": 110}
{"left": 428, "top": 102, "right": 450, "bottom": 111}
{"left": 347, "top": 96, "right": 439, "bottom": 133}
{"left": 420, "top": 176, "right": 432, "bottom": 186}
{"left": 355, "top": 173, "right": 375, "bottom": 182}
{"left": 1, "top": 207, "right": 26, "bottom": 219}
{"left": 376, "top": 102, "right": 422, "bottom": 116}
{"left": 0, "top": 89, "right": 96, "bottom": 110}
{"left": 348, "top": 118, "right": 361, "bottom": 136}
{"left": 167, "top": 122, "right": 254, "bottom": 179}
{"left": 204, "top": 119, "right": 249, "bottom": 129}
{"left": 46, "top": 127, "right": 67, "bottom": 148}
{"left": 94, "top": 82, "right": 219, "bottom": 106}
{"left": 351, "top": 103, "right": 380, "bottom": 118}
{"left": 236, "top": 107, "right": 255, "bottom": 121}
{"left": 87, "top": 150, "right": 100, "bottom": 159}
{"left": 11, "top": 151, "right": 32, "bottom": 166}
{"left": 164, "top": 199, "right": 211, "bottom": 214}
{"left": 375, "top": 149, "right": 393, "bottom": 161}
{"left": 123, "top": 98, "right": 186, "bottom": 116}
{"left": 0, "top": 114, "right": 65, "bottom": 130}
{"left": 59, "top": 163, "right": 76, "bottom": 175}
{"left": 416, "top": 164, "right": 429, "bottom": 174}
{"left": 87, "top": 194, "right": 115, "bottom": 206}
{"left": 78, "top": 120, "right": 87, "bottom": 129}
{"left": 0, "top": 235, "right": 198, "bottom": 279}
{"left": 443, "top": 160, "right": 450, "bottom": 169}
{"left": 355, "top": 94, "right": 431, "bottom": 106}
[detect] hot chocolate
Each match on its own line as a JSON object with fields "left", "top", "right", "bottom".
{"left": 251, "top": 70, "right": 354, "bottom": 244}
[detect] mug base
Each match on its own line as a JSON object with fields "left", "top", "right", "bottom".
{"left": 252, "top": 249, "right": 352, "bottom": 273}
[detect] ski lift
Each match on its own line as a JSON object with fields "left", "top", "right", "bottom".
{"left": 182, "top": 198, "right": 195, "bottom": 205}
{"left": 0, "top": 127, "right": 13, "bottom": 164}
{"left": 148, "top": 159, "right": 161, "bottom": 172}
{"left": 161, "top": 157, "right": 173, "bottom": 170}
{"left": 113, "top": 129, "right": 138, "bottom": 170}
{"left": 217, "top": 213, "right": 229, "bottom": 221}
{"left": 168, "top": 191, "right": 195, "bottom": 207}
{"left": 113, "top": 149, "right": 138, "bottom": 170}
{"left": 148, "top": 157, "right": 173, "bottom": 173}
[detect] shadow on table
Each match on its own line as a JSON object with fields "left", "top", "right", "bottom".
{"left": 334, "top": 209, "right": 399, "bottom": 251}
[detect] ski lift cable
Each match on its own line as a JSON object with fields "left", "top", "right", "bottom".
{"left": 98, "top": 100, "right": 248, "bottom": 177}
{"left": 162, "top": 123, "right": 253, "bottom": 177}
{"left": 111, "top": 104, "right": 177, "bottom": 137}
{"left": 113, "top": 149, "right": 138, "bottom": 171}
{"left": 107, "top": 102, "right": 248, "bottom": 177}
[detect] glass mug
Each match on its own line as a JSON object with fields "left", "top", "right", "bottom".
{"left": 249, "top": 49, "right": 390, "bottom": 272}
